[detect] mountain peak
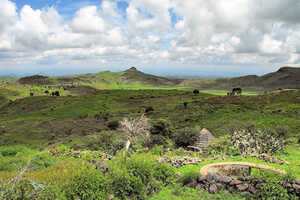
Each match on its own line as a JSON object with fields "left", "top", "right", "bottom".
{"left": 127, "top": 67, "right": 137, "bottom": 71}
{"left": 277, "top": 66, "right": 299, "bottom": 73}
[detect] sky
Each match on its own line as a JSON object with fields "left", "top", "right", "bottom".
{"left": 0, "top": 0, "right": 300, "bottom": 77}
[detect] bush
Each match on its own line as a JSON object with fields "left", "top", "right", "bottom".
{"left": 0, "top": 179, "right": 57, "bottom": 200}
{"left": 108, "top": 152, "right": 175, "bottom": 199}
{"left": 231, "top": 127, "right": 286, "bottom": 155}
{"left": 107, "top": 120, "right": 120, "bottom": 130}
{"left": 178, "top": 170, "right": 200, "bottom": 186}
{"left": 251, "top": 170, "right": 297, "bottom": 200}
{"left": 207, "top": 135, "right": 240, "bottom": 156}
{"left": 64, "top": 163, "right": 110, "bottom": 200}
{"left": 174, "top": 127, "right": 200, "bottom": 147}
{"left": 87, "top": 131, "right": 125, "bottom": 154}
{"left": 146, "top": 134, "right": 169, "bottom": 148}
{"left": 150, "top": 119, "right": 174, "bottom": 138}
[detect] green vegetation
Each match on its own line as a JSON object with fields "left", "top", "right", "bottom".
{"left": 0, "top": 68, "right": 300, "bottom": 199}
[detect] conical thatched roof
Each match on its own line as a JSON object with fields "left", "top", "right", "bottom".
{"left": 194, "top": 128, "right": 215, "bottom": 149}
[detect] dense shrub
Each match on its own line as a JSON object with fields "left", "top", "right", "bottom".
{"left": 150, "top": 119, "right": 174, "bottom": 138}
{"left": 108, "top": 152, "right": 175, "bottom": 199}
{"left": 0, "top": 179, "right": 56, "bottom": 200}
{"left": 64, "top": 165, "right": 110, "bottom": 200}
{"left": 207, "top": 135, "right": 240, "bottom": 156}
{"left": 87, "top": 131, "right": 125, "bottom": 154}
{"left": 0, "top": 146, "right": 37, "bottom": 172}
{"left": 231, "top": 128, "right": 286, "bottom": 155}
{"left": 174, "top": 127, "right": 200, "bottom": 147}
{"left": 146, "top": 134, "right": 169, "bottom": 148}
{"left": 251, "top": 170, "right": 297, "bottom": 200}
{"left": 107, "top": 120, "right": 120, "bottom": 130}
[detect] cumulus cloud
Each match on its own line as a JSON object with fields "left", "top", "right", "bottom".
{"left": 0, "top": 0, "right": 300, "bottom": 68}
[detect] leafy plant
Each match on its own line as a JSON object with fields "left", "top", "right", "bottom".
{"left": 174, "top": 127, "right": 201, "bottom": 147}
{"left": 231, "top": 127, "right": 286, "bottom": 155}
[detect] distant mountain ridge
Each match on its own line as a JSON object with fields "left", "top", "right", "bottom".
{"left": 15, "top": 66, "right": 300, "bottom": 90}
{"left": 223, "top": 66, "right": 300, "bottom": 89}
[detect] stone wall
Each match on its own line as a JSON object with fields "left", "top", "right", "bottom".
{"left": 185, "top": 173, "right": 300, "bottom": 198}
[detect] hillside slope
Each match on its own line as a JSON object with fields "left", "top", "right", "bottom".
{"left": 221, "top": 67, "right": 300, "bottom": 89}
{"left": 6, "top": 66, "right": 300, "bottom": 92}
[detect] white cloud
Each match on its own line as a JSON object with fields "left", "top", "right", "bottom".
{"left": 0, "top": 0, "right": 300, "bottom": 69}
{"left": 71, "top": 6, "right": 107, "bottom": 34}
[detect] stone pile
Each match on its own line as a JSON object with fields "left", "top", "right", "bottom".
{"left": 250, "top": 153, "right": 289, "bottom": 165}
{"left": 185, "top": 173, "right": 300, "bottom": 197}
{"left": 158, "top": 156, "right": 226, "bottom": 168}
{"left": 49, "top": 149, "right": 113, "bottom": 160}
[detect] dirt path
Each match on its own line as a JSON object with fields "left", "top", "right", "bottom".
{"left": 200, "top": 161, "right": 286, "bottom": 176}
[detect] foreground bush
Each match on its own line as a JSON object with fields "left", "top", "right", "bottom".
{"left": 108, "top": 152, "right": 175, "bottom": 199}
{"left": 64, "top": 165, "right": 110, "bottom": 200}
{"left": 251, "top": 170, "right": 297, "bottom": 200}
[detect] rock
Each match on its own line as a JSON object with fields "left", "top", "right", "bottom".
{"left": 197, "top": 176, "right": 207, "bottom": 183}
{"left": 248, "top": 185, "right": 257, "bottom": 194}
{"left": 237, "top": 184, "right": 249, "bottom": 191}
{"left": 209, "top": 184, "right": 218, "bottom": 194}
{"left": 195, "top": 184, "right": 205, "bottom": 190}
{"left": 186, "top": 179, "right": 198, "bottom": 188}
{"left": 292, "top": 183, "right": 300, "bottom": 191}
{"left": 216, "top": 175, "right": 232, "bottom": 184}
{"left": 255, "top": 183, "right": 263, "bottom": 189}
{"left": 216, "top": 183, "right": 224, "bottom": 190}
{"left": 107, "top": 194, "right": 114, "bottom": 200}
{"left": 230, "top": 179, "right": 243, "bottom": 186}
{"left": 238, "top": 176, "right": 250, "bottom": 181}
{"left": 96, "top": 162, "right": 108, "bottom": 174}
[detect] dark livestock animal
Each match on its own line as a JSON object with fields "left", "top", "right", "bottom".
{"left": 231, "top": 88, "right": 242, "bottom": 96}
{"left": 30, "top": 92, "right": 34, "bottom": 96}
{"left": 193, "top": 89, "right": 199, "bottom": 95}
{"left": 51, "top": 91, "right": 60, "bottom": 96}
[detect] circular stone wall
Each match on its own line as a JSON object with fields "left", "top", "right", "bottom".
{"left": 200, "top": 162, "right": 286, "bottom": 176}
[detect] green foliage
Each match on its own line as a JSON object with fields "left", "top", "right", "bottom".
{"left": 150, "top": 119, "right": 174, "bottom": 138}
{"left": 178, "top": 170, "right": 200, "bottom": 186}
{"left": 231, "top": 127, "right": 286, "bottom": 155}
{"left": 0, "top": 179, "right": 56, "bottom": 200}
{"left": 207, "top": 135, "right": 240, "bottom": 156}
{"left": 251, "top": 170, "right": 297, "bottom": 200}
{"left": 0, "top": 145, "right": 35, "bottom": 157}
{"left": 174, "top": 126, "right": 201, "bottom": 147}
{"left": 64, "top": 164, "right": 110, "bottom": 200}
{"left": 107, "top": 152, "right": 175, "bottom": 199}
{"left": 0, "top": 146, "right": 37, "bottom": 172}
{"left": 87, "top": 131, "right": 125, "bottom": 154}
{"left": 150, "top": 145, "right": 164, "bottom": 156}
{"left": 150, "top": 185, "right": 245, "bottom": 200}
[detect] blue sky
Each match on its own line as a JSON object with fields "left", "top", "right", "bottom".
{"left": 0, "top": 0, "right": 300, "bottom": 77}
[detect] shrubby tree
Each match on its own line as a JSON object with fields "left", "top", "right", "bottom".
{"left": 120, "top": 114, "right": 151, "bottom": 151}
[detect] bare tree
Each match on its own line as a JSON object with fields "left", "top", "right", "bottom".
{"left": 120, "top": 114, "right": 151, "bottom": 151}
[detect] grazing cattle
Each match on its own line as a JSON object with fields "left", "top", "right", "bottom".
{"left": 51, "top": 91, "right": 60, "bottom": 96}
{"left": 145, "top": 106, "right": 154, "bottom": 113}
{"left": 193, "top": 89, "right": 199, "bottom": 95}
{"left": 45, "top": 90, "right": 49, "bottom": 95}
{"left": 30, "top": 92, "right": 34, "bottom": 96}
{"left": 229, "top": 88, "right": 242, "bottom": 96}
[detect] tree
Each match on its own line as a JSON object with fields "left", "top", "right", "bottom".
{"left": 120, "top": 114, "right": 151, "bottom": 151}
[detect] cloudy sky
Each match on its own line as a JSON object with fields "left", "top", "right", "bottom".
{"left": 0, "top": 0, "right": 300, "bottom": 77}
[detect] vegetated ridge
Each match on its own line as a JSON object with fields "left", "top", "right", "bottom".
{"left": 15, "top": 66, "right": 300, "bottom": 90}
